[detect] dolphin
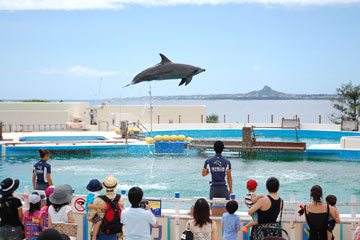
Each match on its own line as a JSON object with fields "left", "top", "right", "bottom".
{"left": 124, "top": 53, "right": 205, "bottom": 87}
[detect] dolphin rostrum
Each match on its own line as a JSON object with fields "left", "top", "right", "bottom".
{"left": 124, "top": 53, "right": 205, "bottom": 87}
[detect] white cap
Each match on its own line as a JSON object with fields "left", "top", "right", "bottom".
{"left": 29, "top": 193, "right": 41, "bottom": 204}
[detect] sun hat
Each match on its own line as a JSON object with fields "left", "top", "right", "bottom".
{"left": 246, "top": 179, "right": 258, "bottom": 189}
{"left": 29, "top": 192, "right": 42, "bottom": 204}
{"left": 49, "top": 185, "right": 73, "bottom": 205}
{"left": 102, "top": 175, "right": 118, "bottom": 191}
{"left": 45, "top": 186, "right": 55, "bottom": 197}
{"left": 0, "top": 178, "right": 20, "bottom": 196}
{"left": 86, "top": 179, "right": 103, "bottom": 192}
{"left": 38, "top": 229, "right": 70, "bottom": 240}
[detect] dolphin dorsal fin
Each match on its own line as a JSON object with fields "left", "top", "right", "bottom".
{"left": 159, "top": 53, "right": 172, "bottom": 64}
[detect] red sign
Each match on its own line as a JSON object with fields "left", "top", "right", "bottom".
{"left": 74, "top": 197, "right": 86, "bottom": 212}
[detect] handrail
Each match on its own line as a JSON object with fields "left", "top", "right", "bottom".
{"left": 1, "top": 123, "right": 68, "bottom": 132}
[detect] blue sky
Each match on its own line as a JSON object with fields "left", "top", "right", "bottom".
{"left": 1, "top": 1, "right": 360, "bottom": 100}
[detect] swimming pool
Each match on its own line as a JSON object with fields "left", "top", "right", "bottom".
{"left": 1, "top": 153, "right": 359, "bottom": 213}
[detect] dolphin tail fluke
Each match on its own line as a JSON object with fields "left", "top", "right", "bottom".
{"left": 123, "top": 83, "right": 132, "bottom": 88}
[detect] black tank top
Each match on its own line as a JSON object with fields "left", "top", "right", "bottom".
{"left": 257, "top": 195, "right": 282, "bottom": 224}
{"left": 305, "top": 203, "right": 329, "bottom": 240}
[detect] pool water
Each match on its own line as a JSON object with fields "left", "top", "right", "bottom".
{"left": 2, "top": 153, "right": 359, "bottom": 212}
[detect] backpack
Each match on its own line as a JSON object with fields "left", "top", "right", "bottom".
{"left": 98, "top": 194, "right": 122, "bottom": 235}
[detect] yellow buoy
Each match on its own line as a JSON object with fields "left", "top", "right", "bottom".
{"left": 154, "top": 135, "right": 163, "bottom": 142}
{"left": 133, "top": 127, "right": 141, "bottom": 132}
{"left": 170, "top": 135, "right": 178, "bottom": 141}
{"left": 178, "top": 135, "right": 186, "bottom": 141}
{"left": 127, "top": 127, "right": 133, "bottom": 132}
{"left": 186, "top": 137, "right": 193, "bottom": 142}
{"left": 145, "top": 137, "right": 154, "bottom": 144}
{"left": 162, "top": 135, "right": 170, "bottom": 141}
{"left": 115, "top": 128, "right": 120, "bottom": 135}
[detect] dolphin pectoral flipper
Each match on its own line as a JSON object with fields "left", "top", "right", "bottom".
{"left": 179, "top": 75, "right": 193, "bottom": 86}
{"left": 179, "top": 78, "right": 187, "bottom": 86}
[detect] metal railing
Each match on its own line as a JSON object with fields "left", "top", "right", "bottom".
{"left": 1, "top": 124, "right": 68, "bottom": 132}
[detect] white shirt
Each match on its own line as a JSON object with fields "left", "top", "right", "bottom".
{"left": 48, "top": 205, "right": 72, "bottom": 223}
{"left": 121, "top": 208, "right": 156, "bottom": 240}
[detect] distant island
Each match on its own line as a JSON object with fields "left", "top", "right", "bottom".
{"left": 124, "top": 86, "right": 335, "bottom": 101}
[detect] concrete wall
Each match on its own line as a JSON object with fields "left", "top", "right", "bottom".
{"left": 94, "top": 105, "right": 206, "bottom": 126}
{"left": 0, "top": 102, "right": 90, "bottom": 125}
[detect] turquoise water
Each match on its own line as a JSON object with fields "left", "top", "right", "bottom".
{"left": 1, "top": 153, "right": 359, "bottom": 212}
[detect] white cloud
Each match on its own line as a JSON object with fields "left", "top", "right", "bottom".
{"left": 34, "top": 66, "right": 122, "bottom": 76}
{"left": 67, "top": 66, "right": 120, "bottom": 76}
{"left": 252, "top": 65, "right": 260, "bottom": 71}
{"left": 1, "top": 0, "right": 359, "bottom": 10}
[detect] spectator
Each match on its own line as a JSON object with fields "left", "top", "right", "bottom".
{"left": 40, "top": 186, "right": 55, "bottom": 229}
{"left": 325, "top": 194, "right": 339, "bottom": 240}
{"left": 221, "top": 200, "right": 240, "bottom": 240}
{"left": 48, "top": 185, "right": 74, "bottom": 228}
{"left": 85, "top": 179, "right": 105, "bottom": 240}
{"left": 88, "top": 175, "right": 125, "bottom": 240}
{"left": 23, "top": 192, "right": 44, "bottom": 239}
{"left": 304, "top": 185, "right": 339, "bottom": 240}
{"left": 33, "top": 149, "right": 53, "bottom": 191}
{"left": 38, "top": 229, "right": 70, "bottom": 240}
{"left": 121, "top": 187, "right": 158, "bottom": 240}
{"left": 202, "top": 141, "right": 232, "bottom": 200}
{"left": 248, "top": 177, "right": 283, "bottom": 240}
{"left": 0, "top": 177, "right": 24, "bottom": 240}
{"left": 185, "top": 198, "right": 217, "bottom": 240}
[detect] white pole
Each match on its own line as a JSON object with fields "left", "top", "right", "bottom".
{"left": 149, "top": 85, "right": 153, "bottom": 136}
{"left": 175, "top": 192, "right": 180, "bottom": 240}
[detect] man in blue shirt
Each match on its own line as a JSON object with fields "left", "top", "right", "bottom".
{"left": 32, "top": 149, "right": 53, "bottom": 190}
{"left": 202, "top": 141, "right": 233, "bottom": 200}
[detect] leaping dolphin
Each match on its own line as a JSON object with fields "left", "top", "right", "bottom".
{"left": 124, "top": 53, "right": 205, "bottom": 87}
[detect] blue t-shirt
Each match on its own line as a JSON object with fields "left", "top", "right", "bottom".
{"left": 203, "top": 154, "right": 231, "bottom": 187}
{"left": 121, "top": 208, "right": 156, "bottom": 240}
{"left": 85, "top": 192, "right": 99, "bottom": 213}
{"left": 33, "top": 160, "right": 51, "bottom": 184}
{"left": 222, "top": 212, "right": 240, "bottom": 240}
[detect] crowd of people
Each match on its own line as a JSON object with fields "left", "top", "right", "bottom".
{"left": 0, "top": 144, "right": 358, "bottom": 240}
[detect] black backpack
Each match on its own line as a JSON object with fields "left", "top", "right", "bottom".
{"left": 98, "top": 194, "right": 123, "bottom": 235}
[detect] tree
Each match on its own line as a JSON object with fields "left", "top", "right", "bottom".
{"left": 206, "top": 114, "right": 219, "bottom": 123}
{"left": 330, "top": 82, "right": 360, "bottom": 124}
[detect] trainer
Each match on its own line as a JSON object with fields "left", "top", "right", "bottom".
{"left": 202, "top": 141, "right": 232, "bottom": 200}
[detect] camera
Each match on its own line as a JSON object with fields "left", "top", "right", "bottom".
{"left": 140, "top": 200, "right": 149, "bottom": 209}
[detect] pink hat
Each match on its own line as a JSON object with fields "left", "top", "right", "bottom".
{"left": 45, "top": 186, "right": 55, "bottom": 197}
{"left": 246, "top": 179, "right": 258, "bottom": 189}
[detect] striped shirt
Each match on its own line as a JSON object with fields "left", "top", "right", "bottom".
{"left": 245, "top": 191, "right": 254, "bottom": 208}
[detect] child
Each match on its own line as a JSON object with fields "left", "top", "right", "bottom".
{"left": 40, "top": 186, "right": 54, "bottom": 229}
{"left": 23, "top": 192, "right": 44, "bottom": 239}
{"left": 222, "top": 200, "right": 241, "bottom": 240}
{"left": 326, "top": 194, "right": 339, "bottom": 240}
{"left": 85, "top": 179, "right": 105, "bottom": 240}
{"left": 242, "top": 179, "right": 264, "bottom": 234}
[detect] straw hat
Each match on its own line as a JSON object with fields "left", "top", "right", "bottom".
{"left": 49, "top": 185, "right": 73, "bottom": 205}
{"left": 102, "top": 175, "right": 118, "bottom": 191}
{"left": 0, "top": 178, "right": 20, "bottom": 196}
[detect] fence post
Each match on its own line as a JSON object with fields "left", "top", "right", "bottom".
{"left": 224, "top": 114, "right": 226, "bottom": 123}
{"left": 351, "top": 195, "right": 356, "bottom": 219}
{"left": 247, "top": 114, "right": 250, "bottom": 123}
{"left": 179, "top": 115, "right": 181, "bottom": 124}
{"left": 157, "top": 115, "right": 160, "bottom": 124}
{"left": 319, "top": 115, "right": 322, "bottom": 124}
{"left": 175, "top": 192, "right": 180, "bottom": 240}
{"left": 0, "top": 121, "right": 3, "bottom": 140}
{"left": 271, "top": 114, "right": 274, "bottom": 124}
